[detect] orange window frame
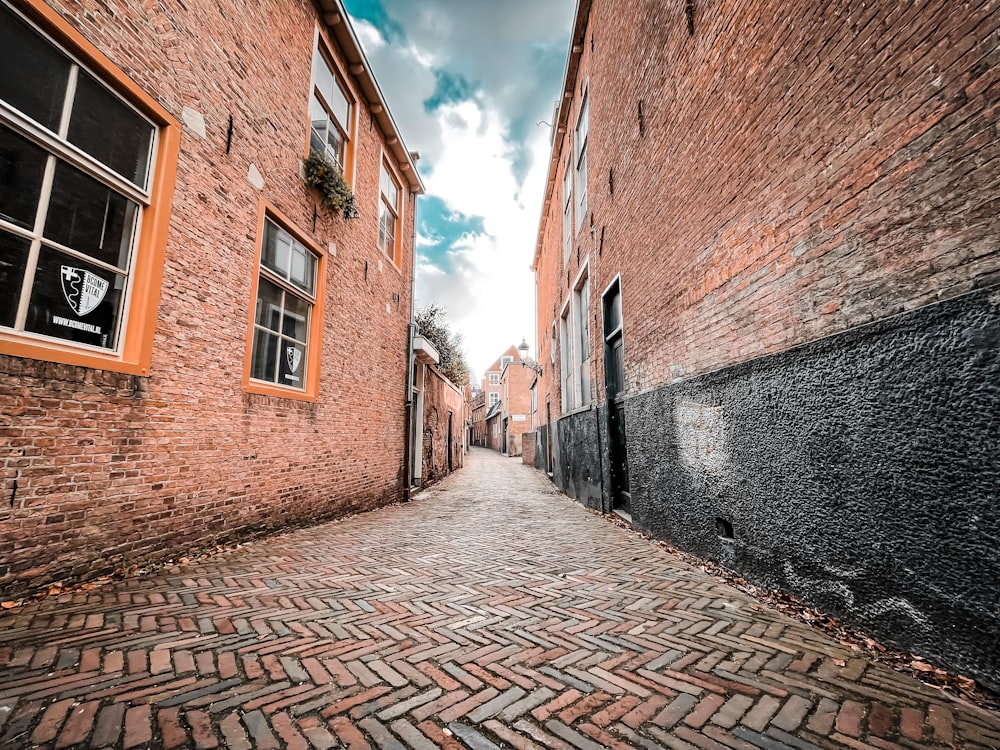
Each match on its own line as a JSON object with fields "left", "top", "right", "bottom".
{"left": 306, "top": 31, "right": 357, "bottom": 188}
{"left": 379, "top": 156, "right": 404, "bottom": 268}
{"left": 242, "top": 201, "right": 326, "bottom": 402}
{"left": 0, "top": 0, "right": 179, "bottom": 376}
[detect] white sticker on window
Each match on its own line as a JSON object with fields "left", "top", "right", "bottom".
{"left": 60, "top": 266, "right": 108, "bottom": 317}
{"left": 286, "top": 346, "right": 301, "bottom": 374}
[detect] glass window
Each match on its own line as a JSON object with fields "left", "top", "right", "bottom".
{"left": 0, "top": 2, "right": 156, "bottom": 354}
{"left": 575, "top": 92, "right": 589, "bottom": 230}
{"left": 379, "top": 161, "right": 400, "bottom": 263}
{"left": 562, "top": 156, "right": 573, "bottom": 259}
{"left": 489, "top": 392, "right": 499, "bottom": 406}
{"left": 249, "top": 218, "right": 318, "bottom": 391}
{"left": 310, "top": 48, "right": 351, "bottom": 171}
{"left": 489, "top": 373, "right": 499, "bottom": 385}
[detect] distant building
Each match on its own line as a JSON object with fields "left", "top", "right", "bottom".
{"left": 476, "top": 344, "right": 535, "bottom": 455}
{"left": 530, "top": 0, "right": 1000, "bottom": 689}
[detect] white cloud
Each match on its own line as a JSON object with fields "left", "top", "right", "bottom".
{"left": 347, "top": 1, "right": 574, "bottom": 376}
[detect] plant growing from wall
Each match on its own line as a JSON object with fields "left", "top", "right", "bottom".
{"left": 302, "top": 151, "right": 357, "bottom": 219}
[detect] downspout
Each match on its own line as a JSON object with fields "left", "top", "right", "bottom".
{"left": 403, "top": 191, "right": 418, "bottom": 500}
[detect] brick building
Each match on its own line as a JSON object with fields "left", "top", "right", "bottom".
{"left": 476, "top": 344, "right": 535, "bottom": 455}
{"left": 418, "top": 365, "right": 465, "bottom": 488}
{"left": 469, "top": 388, "right": 486, "bottom": 447}
{"left": 0, "top": 0, "right": 423, "bottom": 596}
{"left": 531, "top": 0, "right": 1000, "bottom": 687}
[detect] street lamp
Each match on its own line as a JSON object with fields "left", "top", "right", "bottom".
{"left": 516, "top": 338, "right": 543, "bottom": 376}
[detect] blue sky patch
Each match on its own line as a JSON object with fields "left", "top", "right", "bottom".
{"left": 424, "top": 70, "right": 478, "bottom": 112}
{"left": 417, "top": 195, "right": 487, "bottom": 271}
{"left": 341, "top": 0, "right": 405, "bottom": 44}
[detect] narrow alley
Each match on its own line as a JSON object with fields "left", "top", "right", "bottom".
{"left": 1, "top": 448, "right": 998, "bottom": 749}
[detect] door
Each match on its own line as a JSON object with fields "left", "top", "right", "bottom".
{"left": 603, "top": 279, "right": 630, "bottom": 512}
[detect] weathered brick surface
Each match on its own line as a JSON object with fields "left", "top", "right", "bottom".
{"left": 1, "top": 449, "right": 998, "bottom": 749}
{"left": 0, "top": 0, "right": 418, "bottom": 597}
{"left": 534, "top": 0, "right": 1000, "bottom": 409}
{"left": 419, "top": 366, "right": 466, "bottom": 488}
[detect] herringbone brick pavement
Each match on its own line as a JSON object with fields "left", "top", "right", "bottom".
{"left": 2, "top": 447, "right": 998, "bottom": 749}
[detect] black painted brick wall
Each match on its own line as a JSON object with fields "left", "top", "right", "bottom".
{"left": 623, "top": 285, "right": 1000, "bottom": 690}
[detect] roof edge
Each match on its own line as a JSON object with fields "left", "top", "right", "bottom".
{"left": 317, "top": 0, "right": 426, "bottom": 195}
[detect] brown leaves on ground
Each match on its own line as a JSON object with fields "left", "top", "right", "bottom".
{"left": 603, "top": 512, "right": 999, "bottom": 711}
{"left": 0, "top": 542, "right": 252, "bottom": 612}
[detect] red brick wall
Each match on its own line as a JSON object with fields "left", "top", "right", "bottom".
{"left": 522, "top": 432, "right": 536, "bottom": 467}
{"left": 536, "top": 0, "right": 1000, "bottom": 403}
{"left": 501, "top": 364, "right": 533, "bottom": 456}
{"left": 420, "top": 366, "right": 465, "bottom": 487}
{"left": 0, "top": 0, "right": 417, "bottom": 595}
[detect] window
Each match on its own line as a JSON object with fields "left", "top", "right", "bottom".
{"left": 560, "top": 306, "right": 571, "bottom": 412}
{"left": 309, "top": 44, "right": 352, "bottom": 174}
{"left": 574, "top": 91, "right": 589, "bottom": 230}
{"left": 489, "top": 392, "right": 499, "bottom": 406}
{"left": 379, "top": 160, "right": 401, "bottom": 265}
{"left": 0, "top": 0, "right": 178, "bottom": 374}
{"left": 562, "top": 156, "right": 573, "bottom": 259}
{"left": 574, "top": 274, "right": 591, "bottom": 407}
{"left": 489, "top": 373, "right": 499, "bottom": 385}
{"left": 501, "top": 355, "right": 513, "bottom": 367}
{"left": 559, "top": 269, "right": 591, "bottom": 412}
{"left": 245, "top": 210, "right": 325, "bottom": 399}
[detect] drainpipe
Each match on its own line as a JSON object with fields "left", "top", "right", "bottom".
{"left": 402, "top": 192, "right": 418, "bottom": 500}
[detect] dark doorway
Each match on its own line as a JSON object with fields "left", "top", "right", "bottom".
{"left": 603, "top": 279, "right": 630, "bottom": 513}
{"left": 447, "top": 411, "right": 454, "bottom": 472}
{"left": 545, "top": 400, "right": 553, "bottom": 473}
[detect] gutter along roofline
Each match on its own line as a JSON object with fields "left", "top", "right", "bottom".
{"left": 531, "top": 0, "right": 592, "bottom": 271}
{"left": 317, "top": 0, "right": 425, "bottom": 195}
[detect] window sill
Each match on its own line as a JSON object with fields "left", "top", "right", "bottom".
{"left": 243, "top": 379, "right": 318, "bottom": 402}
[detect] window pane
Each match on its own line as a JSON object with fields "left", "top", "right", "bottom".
{"left": 44, "top": 160, "right": 138, "bottom": 270}
{"left": 261, "top": 220, "right": 292, "bottom": 278}
{"left": 25, "top": 246, "right": 123, "bottom": 349}
{"left": 278, "top": 340, "right": 306, "bottom": 388}
{"left": 251, "top": 328, "right": 279, "bottom": 382}
{"left": 313, "top": 52, "right": 350, "bottom": 129}
{"left": 282, "top": 294, "right": 309, "bottom": 342}
{"left": 0, "top": 230, "right": 31, "bottom": 327}
{"left": 288, "top": 241, "right": 314, "bottom": 293}
{"left": 68, "top": 73, "right": 153, "bottom": 188}
{"left": 0, "top": 5, "right": 70, "bottom": 132}
{"left": 254, "top": 277, "right": 283, "bottom": 332}
{"left": 0, "top": 124, "right": 48, "bottom": 230}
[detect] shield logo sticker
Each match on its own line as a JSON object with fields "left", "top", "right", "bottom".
{"left": 61, "top": 266, "right": 109, "bottom": 317}
{"left": 286, "top": 346, "right": 302, "bottom": 374}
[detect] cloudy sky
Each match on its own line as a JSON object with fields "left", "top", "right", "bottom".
{"left": 342, "top": 0, "right": 575, "bottom": 380}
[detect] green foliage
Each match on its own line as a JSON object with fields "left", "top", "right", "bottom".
{"left": 303, "top": 151, "right": 356, "bottom": 218}
{"left": 415, "top": 303, "right": 469, "bottom": 386}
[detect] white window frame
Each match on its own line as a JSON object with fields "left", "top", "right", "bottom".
{"left": 573, "top": 269, "right": 591, "bottom": 408}
{"left": 574, "top": 89, "right": 589, "bottom": 230}
{"left": 489, "top": 392, "right": 500, "bottom": 406}
{"left": 488, "top": 372, "right": 499, "bottom": 385}
{"left": 562, "top": 153, "right": 573, "bottom": 260}
{"left": 309, "top": 44, "right": 352, "bottom": 173}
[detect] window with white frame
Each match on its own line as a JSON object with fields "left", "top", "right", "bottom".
{"left": 379, "top": 160, "right": 400, "bottom": 264}
{"left": 501, "top": 355, "right": 513, "bottom": 367}
{"left": 488, "top": 373, "right": 499, "bottom": 385}
{"left": 309, "top": 45, "right": 352, "bottom": 172}
{"left": 249, "top": 218, "right": 319, "bottom": 391}
{"left": 0, "top": 1, "right": 158, "bottom": 353}
{"left": 559, "top": 306, "right": 571, "bottom": 412}
{"left": 562, "top": 155, "right": 573, "bottom": 259}
{"left": 574, "top": 274, "right": 591, "bottom": 407}
{"left": 489, "top": 392, "right": 499, "bottom": 406}
{"left": 574, "top": 90, "right": 589, "bottom": 230}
